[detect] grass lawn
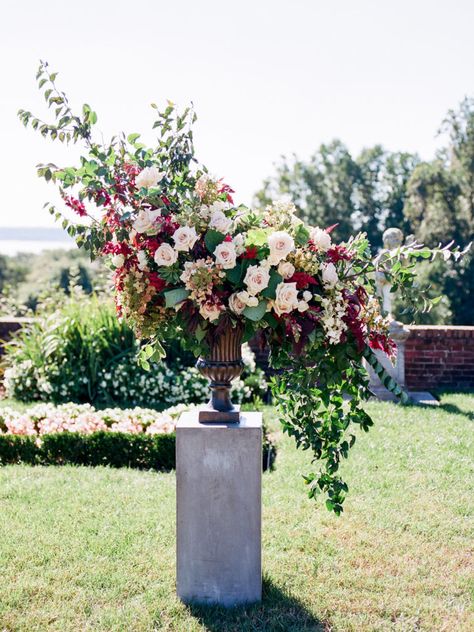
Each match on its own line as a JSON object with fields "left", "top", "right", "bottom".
{"left": 0, "top": 393, "right": 473, "bottom": 631}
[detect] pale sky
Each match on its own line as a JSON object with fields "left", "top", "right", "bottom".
{"left": 0, "top": 0, "right": 473, "bottom": 228}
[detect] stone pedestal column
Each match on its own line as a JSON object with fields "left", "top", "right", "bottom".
{"left": 368, "top": 320, "right": 410, "bottom": 397}
{"left": 176, "top": 411, "right": 262, "bottom": 606}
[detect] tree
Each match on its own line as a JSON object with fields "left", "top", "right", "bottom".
{"left": 256, "top": 96, "right": 473, "bottom": 324}
{"left": 255, "top": 142, "right": 417, "bottom": 251}
{"left": 354, "top": 147, "right": 418, "bottom": 249}
{"left": 403, "top": 98, "right": 474, "bottom": 325}
{"left": 255, "top": 140, "right": 359, "bottom": 243}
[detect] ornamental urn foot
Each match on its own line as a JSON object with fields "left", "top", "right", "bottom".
{"left": 196, "top": 324, "right": 244, "bottom": 423}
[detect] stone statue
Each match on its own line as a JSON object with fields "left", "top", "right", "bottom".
{"left": 370, "top": 227, "right": 410, "bottom": 394}
{"left": 375, "top": 227, "right": 404, "bottom": 319}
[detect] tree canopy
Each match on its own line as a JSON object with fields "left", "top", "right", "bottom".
{"left": 256, "top": 98, "right": 474, "bottom": 325}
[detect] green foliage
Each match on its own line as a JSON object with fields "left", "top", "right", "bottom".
{"left": 270, "top": 341, "right": 376, "bottom": 515}
{"left": 255, "top": 141, "right": 417, "bottom": 249}
{"left": 0, "top": 434, "right": 39, "bottom": 465}
{"left": 0, "top": 431, "right": 175, "bottom": 470}
{"left": 0, "top": 249, "right": 108, "bottom": 317}
{"left": 2, "top": 294, "right": 268, "bottom": 409}
{"left": 256, "top": 98, "right": 474, "bottom": 325}
{"left": 2, "top": 295, "right": 136, "bottom": 404}
{"left": 402, "top": 98, "right": 474, "bottom": 325}
{"left": 40, "top": 432, "right": 176, "bottom": 470}
{"left": 0, "top": 419, "right": 275, "bottom": 471}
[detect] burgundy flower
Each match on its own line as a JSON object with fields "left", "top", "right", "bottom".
{"left": 288, "top": 272, "right": 318, "bottom": 290}
{"left": 102, "top": 241, "right": 131, "bottom": 256}
{"left": 242, "top": 246, "right": 258, "bottom": 260}
{"left": 369, "top": 332, "right": 397, "bottom": 359}
{"left": 142, "top": 237, "right": 161, "bottom": 255}
{"left": 64, "top": 195, "right": 87, "bottom": 217}
{"left": 342, "top": 289, "right": 366, "bottom": 352}
{"left": 148, "top": 273, "right": 166, "bottom": 292}
{"left": 327, "top": 245, "right": 352, "bottom": 264}
{"left": 218, "top": 180, "right": 235, "bottom": 205}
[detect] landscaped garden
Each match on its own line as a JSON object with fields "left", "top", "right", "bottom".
{"left": 0, "top": 48, "right": 472, "bottom": 631}
{"left": 0, "top": 393, "right": 472, "bottom": 631}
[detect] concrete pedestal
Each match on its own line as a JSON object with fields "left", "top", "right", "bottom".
{"left": 176, "top": 411, "right": 262, "bottom": 606}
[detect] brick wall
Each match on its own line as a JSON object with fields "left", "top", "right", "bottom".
{"left": 405, "top": 326, "right": 474, "bottom": 390}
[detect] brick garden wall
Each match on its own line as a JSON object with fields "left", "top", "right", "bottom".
{"left": 405, "top": 326, "right": 474, "bottom": 391}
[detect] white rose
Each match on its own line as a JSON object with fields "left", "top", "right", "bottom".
{"left": 260, "top": 259, "right": 271, "bottom": 269}
{"left": 243, "top": 264, "right": 271, "bottom": 296}
{"left": 229, "top": 292, "right": 247, "bottom": 315}
{"left": 321, "top": 262, "right": 338, "bottom": 287}
{"left": 199, "top": 205, "right": 211, "bottom": 219}
{"left": 246, "top": 296, "right": 259, "bottom": 307}
{"left": 267, "top": 231, "right": 295, "bottom": 265}
{"left": 111, "top": 254, "right": 125, "bottom": 268}
{"left": 209, "top": 200, "right": 229, "bottom": 213}
{"left": 303, "top": 290, "right": 312, "bottom": 302}
{"left": 214, "top": 241, "right": 237, "bottom": 269}
{"left": 199, "top": 301, "right": 222, "bottom": 321}
{"left": 136, "top": 166, "right": 165, "bottom": 189}
{"left": 137, "top": 250, "right": 148, "bottom": 271}
{"left": 233, "top": 233, "right": 246, "bottom": 255}
{"left": 278, "top": 261, "right": 295, "bottom": 279}
{"left": 209, "top": 210, "right": 233, "bottom": 234}
{"left": 274, "top": 282, "right": 299, "bottom": 316}
{"left": 154, "top": 243, "right": 178, "bottom": 267}
{"left": 172, "top": 226, "right": 199, "bottom": 252}
{"left": 297, "top": 301, "right": 309, "bottom": 312}
{"left": 310, "top": 226, "right": 332, "bottom": 251}
{"left": 132, "top": 209, "right": 161, "bottom": 234}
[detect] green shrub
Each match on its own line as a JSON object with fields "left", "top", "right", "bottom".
{"left": 0, "top": 431, "right": 273, "bottom": 471}
{"left": 0, "top": 435, "right": 39, "bottom": 465}
{"left": 39, "top": 431, "right": 176, "bottom": 470}
{"left": 3, "top": 294, "right": 268, "bottom": 408}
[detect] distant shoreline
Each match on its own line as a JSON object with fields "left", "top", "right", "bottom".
{"left": 0, "top": 239, "right": 74, "bottom": 256}
{"left": 0, "top": 227, "right": 73, "bottom": 242}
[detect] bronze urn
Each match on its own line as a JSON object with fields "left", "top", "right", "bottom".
{"left": 196, "top": 324, "right": 244, "bottom": 422}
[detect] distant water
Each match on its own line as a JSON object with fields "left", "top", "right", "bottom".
{"left": 0, "top": 240, "right": 74, "bottom": 256}
{"left": 0, "top": 227, "right": 74, "bottom": 255}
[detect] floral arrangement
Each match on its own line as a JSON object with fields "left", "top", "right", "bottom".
{"left": 19, "top": 62, "right": 467, "bottom": 513}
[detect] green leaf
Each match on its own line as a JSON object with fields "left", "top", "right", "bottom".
{"left": 195, "top": 325, "right": 207, "bottom": 343}
{"left": 226, "top": 263, "right": 242, "bottom": 284}
{"left": 164, "top": 287, "right": 190, "bottom": 307}
{"left": 261, "top": 271, "right": 282, "bottom": 299}
{"left": 264, "top": 312, "right": 278, "bottom": 328}
{"left": 243, "top": 299, "right": 268, "bottom": 322}
{"left": 294, "top": 224, "right": 310, "bottom": 246}
{"left": 127, "top": 133, "right": 141, "bottom": 144}
{"left": 150, "top": 341, "right": 166, "bottom": 362}
{"left": 204, "top": 229, "right": 225, "bottom": 253}
{"left": 245, "top": 228, "right": 269, "bottom": 247}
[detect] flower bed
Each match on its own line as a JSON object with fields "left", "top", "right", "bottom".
{"left": 0, "top": 403, "right": 275, "bottom": 470}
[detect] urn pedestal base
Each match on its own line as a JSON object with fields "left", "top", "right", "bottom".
{"left": 198, "top": 404, "right": 241, "bottom": 423}
{"left": 176, "top": 410, "right": 262, "bottom": 606}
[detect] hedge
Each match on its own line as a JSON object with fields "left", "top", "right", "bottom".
{"left": 0, "top": 431, "right": 275, "bottom": 471}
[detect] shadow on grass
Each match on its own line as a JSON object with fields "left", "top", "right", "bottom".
{"left": 181, "top": 576, "right": 326, "bottom": 632}
{"left": 437, "top": 402, "right": 474, "bottom": 421}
